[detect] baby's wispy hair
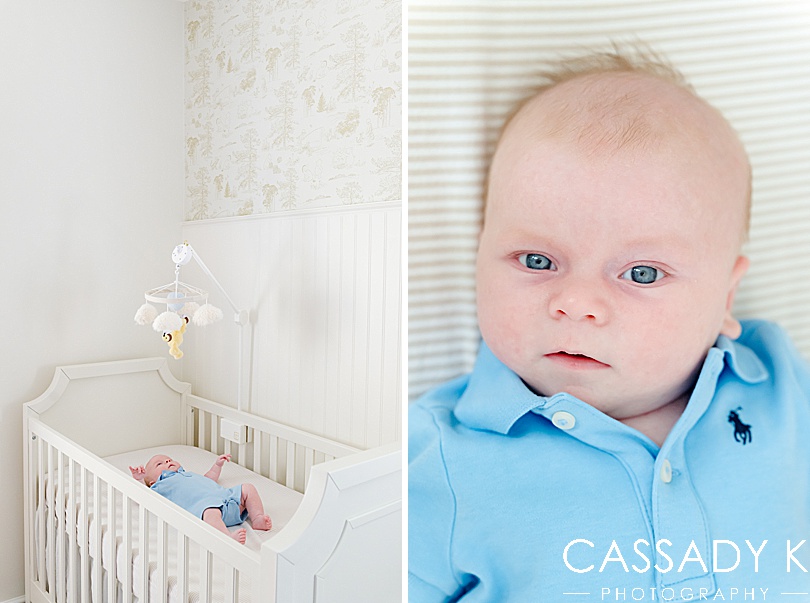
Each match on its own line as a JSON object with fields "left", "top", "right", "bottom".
{"left": 484, "top": 42, "right": 751, "bottom": 239}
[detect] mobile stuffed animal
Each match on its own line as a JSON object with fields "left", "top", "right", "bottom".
{"left": 136, "top": 299, "right": 221, "bottom": 360}
{"left": 163, "top": 316, "right": 189, "bottom": 359}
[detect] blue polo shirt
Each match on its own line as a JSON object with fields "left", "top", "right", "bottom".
{"left": 150, "top": 467, "right": 245, "bottom": 525}
{"left": 409, "top": 320, "right": 810, "bottom": 601}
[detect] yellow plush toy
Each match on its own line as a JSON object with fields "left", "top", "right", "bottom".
{"left": 162, "top": 317, "right": 189, "bottom": 359}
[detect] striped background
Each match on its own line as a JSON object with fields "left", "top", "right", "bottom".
{"left": 409, "top": 0, "right": 810, "bottom": 400}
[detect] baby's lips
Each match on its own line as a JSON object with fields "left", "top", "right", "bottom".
{"left": 549, "top": 350, "right": 594, "bottom": 360}
{"left": 546, "top": 350, "right": 610, "bottom": 367}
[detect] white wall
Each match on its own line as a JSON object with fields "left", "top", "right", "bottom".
{"left": 0, "top": 1, "right": 184, "bottom": 600}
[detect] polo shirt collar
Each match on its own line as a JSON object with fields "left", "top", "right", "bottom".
{"left": 454, "top": 335, "right": 768, "bottom": 434}
{"left": 715, "top": 333, "right": 768, "bottom": 384}
{"left": 158, "top": 467, "right": 187, "bottom": 481}
{"left": 454, "top": 343, "right": 546, "bottom": 434}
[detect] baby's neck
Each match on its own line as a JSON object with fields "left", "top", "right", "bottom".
{"left": 618, "top": 394, "right": 689, "bottom": 448}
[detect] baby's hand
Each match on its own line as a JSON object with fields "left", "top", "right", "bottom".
{"left": 204, "top": 454, "right": 231, "bottom": 482}
{"left": 129, "top": 465, "right": 146, "bottom": 482}
{"left": 215, "top": 454, "right": 231, "bottom": 467}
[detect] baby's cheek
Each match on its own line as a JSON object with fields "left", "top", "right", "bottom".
{"left": 479, "top": 314, "right": 522, "bottom": 360}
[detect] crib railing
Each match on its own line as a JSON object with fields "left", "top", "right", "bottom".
{"left": 186, "top": 394, "right": 360, "bottom": 493}
{"left": 25, "top": 416, "right": 261, "bottom": 603}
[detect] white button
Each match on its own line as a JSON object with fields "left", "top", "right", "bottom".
{"left": 551, "top": 411, "right": 576, "bottom": 430}
{"left": 660, "top": 459, "right": 673, "bottom": 483}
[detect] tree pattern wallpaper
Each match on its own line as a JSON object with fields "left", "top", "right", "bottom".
{"left": 184, "top": 0, "right": 402, "bottom": 220}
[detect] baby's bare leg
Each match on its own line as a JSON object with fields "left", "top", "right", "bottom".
{"left": 240, "top": 483, "right": 272, "bottom": 530}
{"left": 202, "top": 507, "right": 246, "bottom": 544}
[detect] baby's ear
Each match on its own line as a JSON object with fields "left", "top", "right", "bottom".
{"left": 719, "top": 255, "right": 750, "bottom": 339}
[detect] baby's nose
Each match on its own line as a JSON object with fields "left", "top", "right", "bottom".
{"left": 548, "top": 278, "right": 608, "bottom": 325}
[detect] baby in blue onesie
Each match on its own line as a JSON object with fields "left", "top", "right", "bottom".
{"left": 130, "top": 453, "right": 272, "bottom": 544}
{"left": 409, "top": 48, "right": 810, "bottom": 600}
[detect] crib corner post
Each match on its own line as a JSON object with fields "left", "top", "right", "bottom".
{"left": 257, "top": 544, "right": 279, "bottom": 603}
{"left": 22, "top": 408, "right": 34, "bottom": 603}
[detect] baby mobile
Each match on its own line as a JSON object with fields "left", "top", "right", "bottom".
{"left": 134, "top": 242, "right": 224, "bottom": 358}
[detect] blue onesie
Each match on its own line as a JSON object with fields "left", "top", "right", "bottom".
{"left": 409, "top": 320, "right": 810, "bottom": 601}
{"left": 150, "top": 468, "right": 247, "bottom": 527}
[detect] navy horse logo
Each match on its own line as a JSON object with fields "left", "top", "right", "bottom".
{"left": 728, "top": 408, "right": 752, "bottom": 445}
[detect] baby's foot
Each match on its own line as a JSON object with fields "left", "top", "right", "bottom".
{"left": 251, "top": 514, "right": 272, "bottom": 531}
{"left": 230, "top": 528, "right": 247, "bottom": 544}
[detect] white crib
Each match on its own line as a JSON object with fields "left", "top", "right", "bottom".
{"left": 23, "top": 357, "right": 401, "bottom": 603}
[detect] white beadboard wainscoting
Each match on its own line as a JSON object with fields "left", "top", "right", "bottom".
{"left": 178, "top": 202, "right": 401, "bottom": 450}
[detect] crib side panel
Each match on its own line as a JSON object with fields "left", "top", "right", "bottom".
{"left": 24, "top": 415, "right": 262, "bottom": 603}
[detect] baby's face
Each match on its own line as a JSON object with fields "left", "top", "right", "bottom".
{"left": 145, "top": 455, "right": 181, "bottom": 486}
{"left": 477, "top": 77, "right": 750, "bottom": 422}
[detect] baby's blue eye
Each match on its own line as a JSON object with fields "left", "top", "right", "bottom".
{"left": 621, "top": 265, "right": 664, "bottom": 284}
{"left": 519, "top": 253, "right": 555, "bottom": 271}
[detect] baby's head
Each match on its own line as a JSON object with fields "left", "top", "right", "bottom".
{"left": 476, "top": 48, "right": 751, "bottom": 422}
{"left": 144, "top": 454, "right": 181, "bottom": 487}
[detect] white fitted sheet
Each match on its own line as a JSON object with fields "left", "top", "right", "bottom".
{"left": 39, "top": 444, "right": 304, "bottom": 602}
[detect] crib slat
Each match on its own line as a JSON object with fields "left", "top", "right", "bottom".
{"left": 199, "top": 410, "right": 208, "bottom": 452}
{"left": 122, "top": 497, "right": 133, "bottom": 603}
{"left": 253, "top": 430, "right": 263, "bottom": 474}
{"left": 56, "top": 450, "right": 66, "bottom": 603}
{"left": 269, "top": 435, "right": 278, "bottom": 480}
{"left": 46, "top": 442, "right": 55, "bottom": 599}
{"left": 92, "top": 474, "right": 102, "bottom": 603}
{"left": 286, "top": 441, "right": 296, "bottom": 488}
{"left": 199, "top": 549, "right": 212, "bottom": 603}
{"left": 67, "top": 459, "right": 77, "bottom": 603}
{"left": 139, "top": 505, "right": 149, "bottom": 603}
{"left": 80, "top": 467, "right": 90, "bottom": 603}
{"left": 212, "top": 416, "right": 220, "bottom": 454}
{"left": 177, "top": 531, "right": 189, "bottom": 603}
{"left": 107, "top": 485, "right": 117, "bottom": 603}
{"left": 157, "top": 518, "right": 168, "bottom": 603}
{"left": 304, "top": 447, "right": 314, "bottom": 487}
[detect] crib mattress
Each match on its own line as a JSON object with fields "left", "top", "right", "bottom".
{"left": 40, "top": 444, "right": 304, "bottom": 602}
{"left": 104, "top": 444, "right": 303, "bottom": 551}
